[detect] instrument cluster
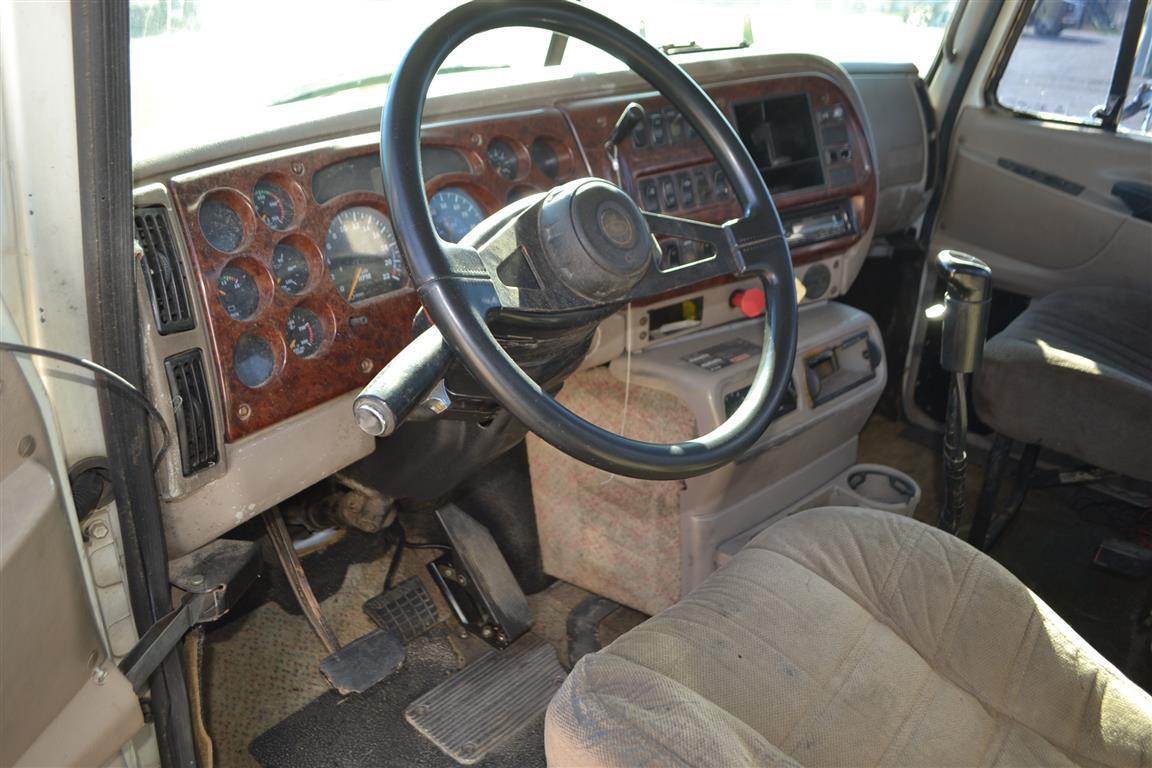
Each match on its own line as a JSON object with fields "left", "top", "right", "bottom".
{"left": 169, "top": 109, "right": 586, "bottom": 441}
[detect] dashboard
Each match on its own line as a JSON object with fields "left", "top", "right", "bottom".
{"left": 167, "top": 109, "right": 581, "bottom": 440}
{"left": 135, "top": 53, "right": 930, "bottom": 556}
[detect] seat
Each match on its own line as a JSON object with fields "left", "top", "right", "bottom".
{"left": 545, "top": 507, "right": 1152, "bottom": 767}
{"left": 974, "top": 286, "right": 1152, "bottom": 482}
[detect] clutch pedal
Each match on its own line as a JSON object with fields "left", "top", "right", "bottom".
{"left": 263, "top": 508, "right": 404, "bottom": 694}
{"left": 427, "top": 504, "right": 532, "bottom": 649}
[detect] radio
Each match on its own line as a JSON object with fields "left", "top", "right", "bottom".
{"left": 781, "top": 201, "right": 856, "bottom": 248}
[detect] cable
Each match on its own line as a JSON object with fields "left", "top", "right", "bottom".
{"left": 383, "top": 520, "right": 406, "bottom": 593}
{"left": 379, "top": 518, "right": 451, "bottom": 593}
{"left": 0, "top": 340, "right": 171, "bottom": 472}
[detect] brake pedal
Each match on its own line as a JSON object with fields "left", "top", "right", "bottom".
{"left": 364, "top": 575, "right": 441, "bottom": 642}
{"left": 263, "top": 508, "right": 404, "bottom": 694}
{"left": 427, "top": 504, "right": 532, "bottom": 649}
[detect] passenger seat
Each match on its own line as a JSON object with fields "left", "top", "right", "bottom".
{"left": 975, "top": 286, "right": 1152, "bottom": 482}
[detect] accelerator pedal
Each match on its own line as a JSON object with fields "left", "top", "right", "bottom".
{"left": 427, "top": 504, "right": 532, "bottom": 649}
{"left": 405, "top": 634, "right": 564, "bottom": 764}
{"left": 364, "top": 576, "right": 441, "bottom": 642}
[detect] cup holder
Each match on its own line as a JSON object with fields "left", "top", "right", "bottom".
{"left": 796, "top": 463, "right": 921, "bottom": 518}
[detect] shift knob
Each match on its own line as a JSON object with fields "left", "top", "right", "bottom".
{"left": 936, "top": 250, "right": 992, "bottom": 374}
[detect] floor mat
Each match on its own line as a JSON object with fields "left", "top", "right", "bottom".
{"left": 249, "top": 629, "right": 547, "bottom": 768}
{"left": 405, "top": 634, "right": 564, "bottom": 764}
{"left": 205, "top": 545, "right": 451, "bottom": 767}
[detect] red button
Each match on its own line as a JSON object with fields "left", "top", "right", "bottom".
{"left": 730, "top": 288, "right": 766, "bottom": 318}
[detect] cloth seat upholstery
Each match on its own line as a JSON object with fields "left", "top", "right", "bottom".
{"left": 545, "top": 507, "right": 1152, "bottom": 767}
{"left": 974, "top": 286, "right": 1152, "bottom": 481}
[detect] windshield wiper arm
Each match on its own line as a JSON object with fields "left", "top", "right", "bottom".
{"left": 273, "top": 64, "right": 511, "bottom": 106}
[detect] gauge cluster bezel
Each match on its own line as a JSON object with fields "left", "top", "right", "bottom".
{"left": 169, "top": 108, "right": 588, "bottom": 442}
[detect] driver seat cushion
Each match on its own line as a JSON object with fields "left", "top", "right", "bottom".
{"left": 545, "top": 507, "right": 1152, "bottom": 767}
{"left": 974, "top": 286, "right": 1152, "bottom": 481}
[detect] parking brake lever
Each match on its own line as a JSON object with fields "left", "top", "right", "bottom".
{"left": 934, "top": 250, "right": 992, "bottom": 535}
{"left": 354, "top": 325, "right": 453, "bottom": 437}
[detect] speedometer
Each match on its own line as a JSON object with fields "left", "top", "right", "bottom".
{"left": 323, "top": 207, "right": 405, "bottom": 304}
{"left": 429, "top": 188, "right": 485, "bottom": 243}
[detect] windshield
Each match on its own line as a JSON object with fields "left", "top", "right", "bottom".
{"left": 130, "top": 0, "right": 957, "bottom": 157}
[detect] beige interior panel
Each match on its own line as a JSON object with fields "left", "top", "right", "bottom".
{"left": 0, "top": 348, "right": 142, "bottom": 767}
{"left": 933, "top": 107, "right": 1152, "bottom": 295}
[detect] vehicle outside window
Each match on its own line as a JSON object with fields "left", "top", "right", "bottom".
{"left": 997, "top": 0, "right": 1152, "bottom": 134}
{"left": 128, "top": 0, "right": 958, "bottom": 158}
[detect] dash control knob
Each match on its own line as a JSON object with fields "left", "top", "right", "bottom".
{"left": 730, "top": 288, "right": 766, "bottom": 318}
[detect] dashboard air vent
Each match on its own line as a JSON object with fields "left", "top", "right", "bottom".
{"left": 164, "top": 350, "right": 218, "bottom": 476}
{"left": 134, "top": 208, "right": 196, "bottom": 334}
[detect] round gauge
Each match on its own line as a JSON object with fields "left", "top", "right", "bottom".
{"left": 216, "top": 264, "right": 260, "bottom": 320}
{"left": 286, "top": 307, "right": 324, "bottom": 358}
{"left": 487, "top": 140, "right": 519, "bottom": 180}
{"left": 801, "top": 263, "right": 832, "bottom": 300}
{"left": 199, "top": 198, "right": 244, "bottom": 252}
{"left": 429, "top": 188, "right": 485, "bottom": 243}
{"left": 271, "top": 242, "right": 310, "bottom": 295}
{"left": 530, "top": 139, "right": 560, "bottom": 180}
{"left": 253, "top": 179, "right": 295, "bottom": 230}
{"left": 324, "top": 207, "right": 405, "bottom": 304}
{"left": 234, "top": 333, "right": 275, "bottom": 388}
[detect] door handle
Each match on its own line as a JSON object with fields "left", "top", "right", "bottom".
{"left": 1112, "top": 181, "right": 1152, "bottom": 223}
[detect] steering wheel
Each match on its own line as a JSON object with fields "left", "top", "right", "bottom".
{"left": 381, "top": 0, "right": 797, "bottom": 481}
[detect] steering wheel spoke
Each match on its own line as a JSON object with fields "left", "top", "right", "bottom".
{"left": 629, "top": 211, "right": 790, "bottom": 303}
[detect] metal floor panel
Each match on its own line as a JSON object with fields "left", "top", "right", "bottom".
{"left": 405, "top": 634, "right": 565, "bottom": 764}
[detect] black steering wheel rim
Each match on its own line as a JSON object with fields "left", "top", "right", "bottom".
{"left": 381, "top": 0, "right": 797, "bottom": 480}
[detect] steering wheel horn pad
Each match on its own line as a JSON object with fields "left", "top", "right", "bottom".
{"left": 381, "top": 0, "right": 798, "bottom": 479}
{"left": 539, "top": 179, "right": 653, "bottom": 302}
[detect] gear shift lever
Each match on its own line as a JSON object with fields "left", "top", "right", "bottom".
{"left": 934, "top": 250, "right": 992, "bottom": 534}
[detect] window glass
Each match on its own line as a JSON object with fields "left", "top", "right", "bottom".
{"left": 129, "top": 0, "right": 960, "bottom": 158}
{"left": 1120, "top": 9, "right": 1152, "bottom": 133}
{"left": 997, "top": 0, "right": 1147, "bottom": 131}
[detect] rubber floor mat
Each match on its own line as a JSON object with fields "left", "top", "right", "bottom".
{"left": 405, "top": 634, "right": 565, "bottom": 765}
{"left": 364, "top": 576, "right": 441, "bottom": 642}
{"left": 249, "top": 629, "right": 547, "bottom": 767}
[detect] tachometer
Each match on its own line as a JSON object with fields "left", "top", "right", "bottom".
{"left": 323, "top": 207, "right": 405, "bottom": 304}
{"left": 254, "top": 178, "right": 295, "bottom": 230}
{"left": 429, "top": 187, "right": 485, "bottom": 243}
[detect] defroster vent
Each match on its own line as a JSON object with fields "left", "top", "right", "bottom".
{"left": 164, "top": 350, "right": 218, "bottom": 475}
{"left": 134, "top": 208, "right": 195, "bottom": 334}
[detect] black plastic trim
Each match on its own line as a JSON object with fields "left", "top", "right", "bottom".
{"left": 72, "top": 2, "right": 196, "bottom": 766}
{"left": 164, "top": 350, "right": 218, "bottom": 476}
{"left": 134, "top": 208, "right": 195, "bottom": 334}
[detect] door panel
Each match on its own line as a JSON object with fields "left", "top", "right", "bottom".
{"left": 0, "top": 342, "right": 142, "bottom": 767}
{"left": 933, "top": 107, "right": 1152, "bottom": 296}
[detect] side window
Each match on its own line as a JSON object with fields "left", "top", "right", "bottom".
{"left": 995, "top": 0, "right": 1152, "bottom": 135}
